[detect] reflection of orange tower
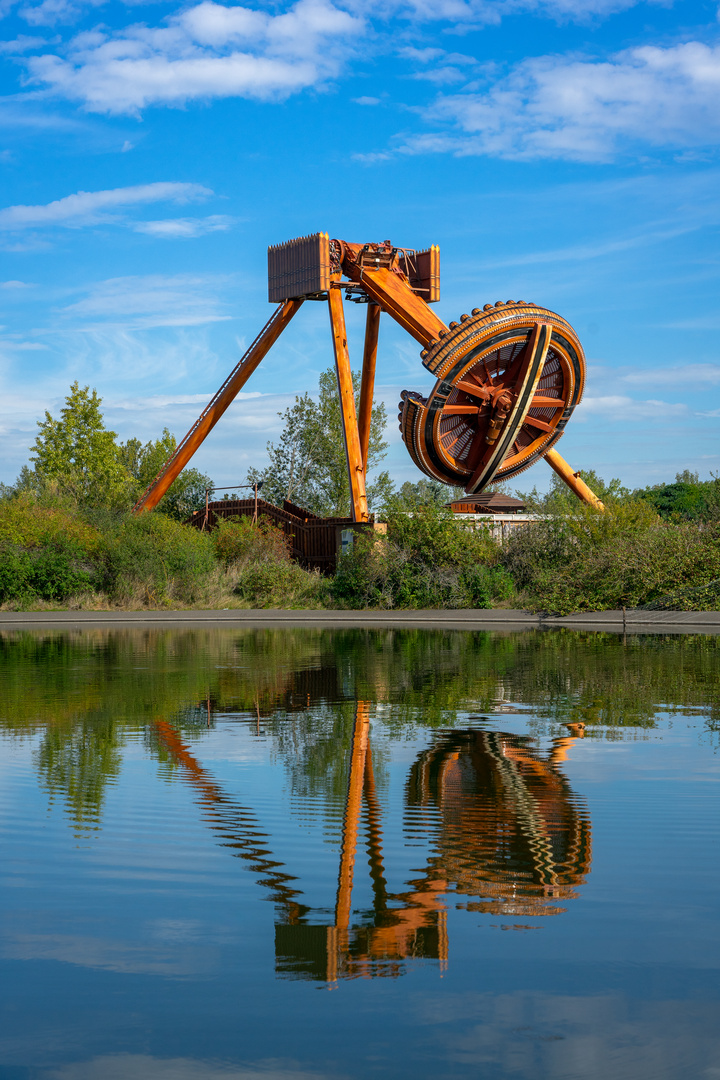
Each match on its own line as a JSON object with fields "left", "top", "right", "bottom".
{"left": 152, "top": 708, "right": 591, "bottom": 984}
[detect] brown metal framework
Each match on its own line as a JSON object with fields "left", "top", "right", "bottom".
{"left": 132, "top": 235, "right": 603, "bottom": 521}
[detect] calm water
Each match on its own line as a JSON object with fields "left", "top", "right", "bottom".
{"left": 1, "top": 627, "right": 719, "bottom": 1080}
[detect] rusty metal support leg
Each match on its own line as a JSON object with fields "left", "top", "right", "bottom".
{"left": 544, "top": 447, "right": 605, "bottom": 510}
{"left": 334, "top": 701, "right": 370, "bottom": 931}
{"left": 363, "top": 734, "right": 388, "bottom": 914}
{"left": 358, "top": 304, "right": 380, "bottom": 472}
{"left": 328, "top": 284, "right": 369, "bottom": 522}
{"left": 133, "top": 299, "right": 303, "bottom": 514}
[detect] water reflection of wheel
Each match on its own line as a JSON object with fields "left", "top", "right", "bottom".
{"left": 406, "top": 729, "right": 592, "bottom": 915}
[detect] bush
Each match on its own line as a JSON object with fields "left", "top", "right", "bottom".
{"left": 501, "top": 500, "right": 720, "bottom": 614}
{"left": 212, "top": 516, "right": 290, "bottom": 566}
{"left": 100, "top": 514, "right": 215, "bottom": 605}
{"left": 332, "top": 507, "right": 511, "bottom": 609}
{"left": 233, "top": 559, "right": 330, "bottom": 608}
{"left": 0, "top": 495, "right": 99, "bottom": 553}
{"left": 0, "top": 538, "right": 95, "bottom": 603}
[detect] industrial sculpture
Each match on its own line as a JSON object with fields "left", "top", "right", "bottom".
{"left": 133, "top": 234, "right": 603, "bottom": 521}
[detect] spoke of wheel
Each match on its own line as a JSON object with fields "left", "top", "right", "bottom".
{"left": 524, "top": 414, "right": 555, "bottom": 433}
{"left": 531, "top": 394, "right": 564, "bottom": 408}
{"left": 443, "top": 405, "right": 480, "bottom": 415}
{"left": 456, "top": 380, "right": 490, "bottom": 401}
{"left": 443, "top": 432, "right": 463, "bottom": 454}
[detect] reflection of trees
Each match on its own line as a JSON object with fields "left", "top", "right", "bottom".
{"left": 0, "top": 625, "right": 718, "bottom": 834}
{"left": 36, "top": 717, "right": 122, "bottom": 834}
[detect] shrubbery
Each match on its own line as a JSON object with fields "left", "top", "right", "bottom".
{"left": 99, "top": 514, "right": 216, "bottom": 606}
{"left": 0, "top": 539, "right": 96, "bottom": 603}
{"left": 332, "top": 504, "right": 513, "bottom": 609}
{"left": 501, "top": 498, "right": 720, "bottom": 613}
{"left": 1, "top": 482, "right": 718, "bottom": 614}
{"left": 211, "top": 516, "right": 329, "bottom": 607}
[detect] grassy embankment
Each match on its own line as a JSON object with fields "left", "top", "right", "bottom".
{"left": 1, "top": 488, "right": 719, "bottom": 614}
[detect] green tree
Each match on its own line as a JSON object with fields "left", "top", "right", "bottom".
{"left": 633, "top": 471, "right": 720, "bottom": 522}
{"left": 118, "top": 428, "right": 210, "bottom": 520}
{"left": 390, "top": 478, "right": 465, "bottom": 511}
{"left": 516, "top": 469, "right": 630, "bottom": 514}
{"left": 30, "top": 382, "right": 131, "bottom": 509}
{"left": 248, "top": 367, "right": 392, "bottom": 516}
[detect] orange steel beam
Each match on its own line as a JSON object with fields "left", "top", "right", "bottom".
{"left": 334, "top": 701, "right": 371, "bottom": 930}
{"left": 151, "top": 720, "right": 303, "bottom": 909}
{"left": 132, "top": 299, "right": 303, "bottom": 514}
{"left": 342, "top": 258, "right": 446, "bottom": 347}
{"left": 544, "top": 447, "right": 605, "bottom": 510}
{"left": 328, "top": 284, "right": 369, "bottom": 522}
{"left": 358, "top": 303, "right": 380, "bottom": 472}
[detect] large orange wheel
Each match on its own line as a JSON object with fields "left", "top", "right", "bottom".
{"left": 398, "top": 301, "right": 585, "bottom": 493}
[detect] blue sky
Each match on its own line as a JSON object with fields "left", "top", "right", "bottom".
{"left": 1, "top": 0, "right": 719, "bottom": 494}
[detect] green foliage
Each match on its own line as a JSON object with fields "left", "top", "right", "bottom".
{"left": 332, "top": 505, "right": 512, "bottom": 609}
{"left": 0, "top": 538, "right": 95, "bottom": 603}
{"left": 30, "top": 383, "right": 132, "bottom": 510}
{"left": 100, "top": 514, "right": 215, "bottom": 605}
{"left": 119, "top": 429, "right": 210, "bottom": 520}
{"left": 212, "top": 516, "right": 290, "bottom": 566}
{"left": 233, "top": 560, "right": 330, "bottom": 608}
{"left": 0, "top": 496, "right": 99, "bottom": 551}
{"left": 210, "top": 516, "right": 329, "bottom": 607}
{"left": 389, "top": 478, "right": 464, "bottom": 511}
{"left": 634, "top": 471, "right": 720, "bottom": 522}
{"left": 248, "top": 367, "right": 391, "bottom": 516}
{"left": 501, "top": 498, "right": 720, "bottom": 614}
{"left": 516, "top": 470, "right": 630, "bottom": 514}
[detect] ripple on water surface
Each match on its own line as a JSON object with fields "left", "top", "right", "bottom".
{"left": 0, "top": 626, "right": 719, "bottom": 1080}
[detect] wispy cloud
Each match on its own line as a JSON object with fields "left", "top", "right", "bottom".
{"left": 25, "top": 0, "right": 364, "bottom": 114}
{"left": 621, "top": 363, "right": 720, "bottom": 387}
{"left": 0, "top": 338, "right": 48, "bottom": 349}
{"left": 0, "top": 182, "right": 212, "bottom": 230}
{"left": 60, "top": 273, "right": 232, "bottom": 328}
{"left": 391, "top": 41, "right": 720, "bottom": 162}
{"left": 343, "top": 0, "right": 665, "bottom": 27}
{"left": 133, "top": 215, "right": 235, "bottom": 238}
{"left": 577, "top": 394, "right": 689, "bottom": 421}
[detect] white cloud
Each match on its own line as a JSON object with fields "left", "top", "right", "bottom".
{"left": 397, "top": 41, "right": 720, "bottom": 161}
{"left": 0, "top": 34, "right": 47, "bottom": 52}
{"left": 0, "top": 182, "right": 211, "bottom": 230}
{"left": 25, "top": 0, "right": 364, "bottom": 114}
{"left": 0, "top": 338, "right": 48, "bottom": 349}
{"left": 61, "top": 273, "right": 232, "bottom": 328}
{"left": 112, "top": 391, "right": 262, "bottom": 409}
{"left": 353, "top": 95, "right": 381, "bottom": 105}
{"left": 358, "top": 0, "right": 666, "bottom": 27}
{"left": 577, "top": 394, "right": 689, "bottom": 421}
{"left": 1, "top": 279, "right": 34, "bottom": 288}
{"left": 133, "top": 214, "right": 235, "bottom": 238}
{"left": 621, "top": 363, "right": 720, "bottom": 387}
{"left": 412, "top": 66, "right": 468, "bottom": 85}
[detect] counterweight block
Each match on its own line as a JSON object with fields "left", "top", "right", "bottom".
{"left": 399, "top": 301, "right": 586, "bottom": 494}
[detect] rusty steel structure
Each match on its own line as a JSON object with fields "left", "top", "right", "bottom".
{"left": 132, "top": 234, "right": 603, "bottom": 521}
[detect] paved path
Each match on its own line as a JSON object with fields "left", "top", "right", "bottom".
{"left": 0, "top": 609, "right": 718, "bottom": 634}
